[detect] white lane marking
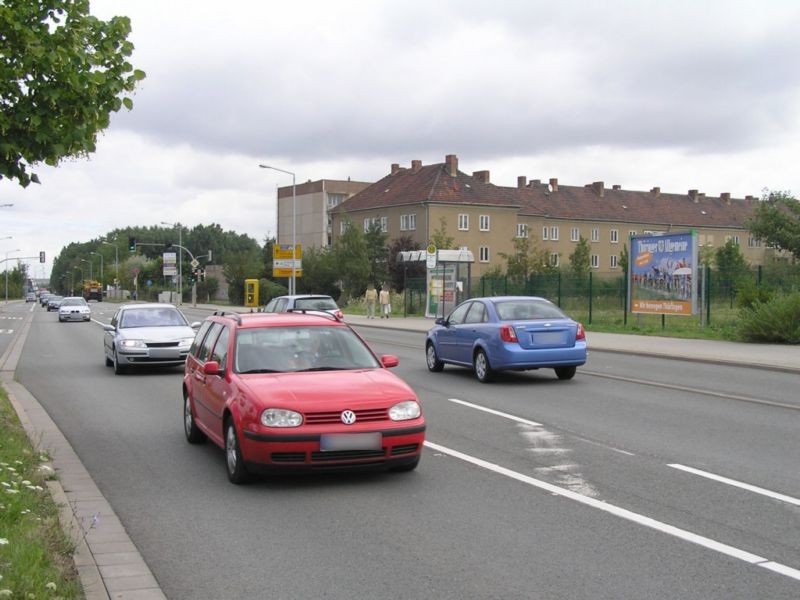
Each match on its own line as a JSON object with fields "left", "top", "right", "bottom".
{"left": 668, "top": 464, "right": 800, "bottom": 507}
{"left": 424, "top": 440, "right": 800, "bottom": 582}
{"left": 447, "top": 398, "right": 542, "bottom": 427}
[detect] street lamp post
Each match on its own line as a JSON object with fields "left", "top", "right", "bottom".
{"left": 91, "top": 251, "right": 103, "bottom": 286}
{"left": 80, "top": 258, "right": 92, "bottom": 281}
{"left": 161, "top": 222, "right": 182, "bottom": 303}
{"left": 4, "top": 249, "right": 21, "bottom": 304}
{"left": 259, "top": 164, "right": 296, "bottom": 294}
{"left": 101, "top": 240, "right": 119, "bottom": 297}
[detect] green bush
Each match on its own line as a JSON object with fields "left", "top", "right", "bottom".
{"left": 737, "top": 292, "right": 800, "bottom": 344}
{"left": 735, "top": 283, "right": 774, "bottom": 310}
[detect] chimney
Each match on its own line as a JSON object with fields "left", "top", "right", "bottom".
{"left": 721, "top": 192, "right": 731, "bottom": 205}
{"left": 651, "top": 187, "right": 661, "bottom": 195}
{"left": 517, "top": 175, "right": 527, "bottom": 189}
{"left": 592, "top": 181, "right": 605, "bottom": 197}
{"left": 391, "top": 163, "right": 400, "bottom": 175}
{"left": 549, "top": 178, "right": 558, "bottom": 192}
{"left": 445, "top": 154, "right": 458, "bottom": 177}
{"left": 612, "top": 184, "right": 621, "bottom": 190}
{"left": 689, "top": 189, "right": 699, "bottom": 203}
{"left": 472, "top": 170, "right": 490, "bottom": 184}
{"left": 411, "top": 159, "right": 422, "bottom": 173}
{"left": 745, "top": 195, "right": 754, "bottom": 201}
{"left": 532, "top": 179, "right": 541, "bottom": 186}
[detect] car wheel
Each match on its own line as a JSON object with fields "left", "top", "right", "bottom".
{"left": 392, "top": 456, "right": 420, "bottom": 472}
{"left": 58, "top": 316, "right": 64, "bottom": 322}
{"left": 105, "top": 353, "right": 113, "bottom": 367}
{"left": 183, "top": 391, "right": 206, "bottom": 444}
{"left": 555, "top": 366, "right": 577, "bottom": 380}
{"left": 224, "top": 418, "right": 250, "bottom": 484}
{"left": 425, "top": 342, "right": 444, "bottom": 372}
{"left": 473, "top": 349, "right": 494, "bottom": 383}
{"left": 113, "top": 349, "right": 126, "bottom": 375}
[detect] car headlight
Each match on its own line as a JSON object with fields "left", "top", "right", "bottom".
{"left": 120, "top": 339, "right": 147, "bottom": 349}
{"left": 389, "top": 400, "right": 421, "bottom": 421}
{"left": 261, "top": 409, "right": 303, "bottom": 428}
{"left": 178, "top": 337, "right": 194, "bottom": 348}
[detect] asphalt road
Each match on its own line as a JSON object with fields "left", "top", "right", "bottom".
{"left": 14, "top": 302, "right": 800, "bottom": 599}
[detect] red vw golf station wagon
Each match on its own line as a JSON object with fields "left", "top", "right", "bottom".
{"left": 183, "top": 310, "right": 425, "bottom": 483}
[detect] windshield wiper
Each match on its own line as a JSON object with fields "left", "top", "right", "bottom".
{"left": 294, "top": 366, "right": 349, "bottom": 372}
{"left": 239, "top": 368, "right": 281, "bottom": 374}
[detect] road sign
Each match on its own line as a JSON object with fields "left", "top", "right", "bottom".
{"left": 426, "top": 245, "right": 437, "bottom": 269}
{"left": 190, "top": 258, "right": 200, "bottom": 269}
{"left": 273, "top": 244, "right": 302, "bottom": 278}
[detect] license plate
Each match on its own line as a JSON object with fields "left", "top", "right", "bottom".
{"left": 320, "top": 433, "right": 382, "bottom": 451}
{"left": 532, "top": 331, "right": 565, "bottom": 345}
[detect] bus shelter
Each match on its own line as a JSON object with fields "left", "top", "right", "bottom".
{"left": 397, "top": 249, "right": 474, "bottom": 318}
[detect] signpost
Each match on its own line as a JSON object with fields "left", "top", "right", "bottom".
{"left": 273, "top": 244, "right": 302, "bottom": 279}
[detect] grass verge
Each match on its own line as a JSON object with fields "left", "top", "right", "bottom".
{"left": 0, "top": 384, "right": 83, "bottom": 599}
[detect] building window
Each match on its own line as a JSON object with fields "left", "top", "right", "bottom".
{"left": 327, "top": 193, "right": 346, "bottom": 209}
{"left": 571, "top": 227, "right": 580, "bottom": 242}
{"left": 610, "top": 229, "right": 619, "bottom": 243}
{"left": 550, "top": 253, "right": 559, "bottom": 267}
{"left": 400, "top": 215, "right": 408, "bottom": 231}
{"left": 542, "top": 226, "right": 549, "bottom": 241}
{"left": 591, "top": 228, "right": 599, "bottom": 242}
{"left": 458, "top": 214, "right": 469, "bottom": 231}
{"left": 340, "top": 221, "right": 349, "bottom": 234}
{"left": 732, "top": 235, "right": 740, "bottom": 245}
{"left": 479, "top": 246, "right": 490, "bottom": 262}
{"left": 479, "top": 215, "right": 490, "bottom": 231}
{"left": 628, "top": 230, "right": 637, "bottom": 238}
{"left": 610, "top": 254, "right": 618, "bottom": 268}
{"left": 550, "top": 226, "right": 559, "bottom": 241}
{"left": 363, "top": 218, "right": 371, "bottom": 232}
{"left": 516, "top": 223, "right": 528, "bottom": 238}
{"left": 748, "top": 236, "right": 762, "bottom": 248}
{"left": 408, "top": 213, "right": 416, "bottom": 230}
{"left": 381, "top": 216, "right": 388, "bottom": 233}
{"left": 591, "top": 254, "right": 599, "bottom": 268}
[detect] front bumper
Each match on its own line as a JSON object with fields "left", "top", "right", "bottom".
{"left": 117, "top": 347, "right": 190, "bottom": 366}
{"left": 241, "top": 423, "right": 426, "bottom": 472}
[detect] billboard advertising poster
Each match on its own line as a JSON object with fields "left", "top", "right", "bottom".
{"left": 629, "top": 231, "right": 698, "bottom": 315}
{"left": 163, "top": 251, "right": 177, "bottom": 277}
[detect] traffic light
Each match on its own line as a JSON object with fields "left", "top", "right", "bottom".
{"left": 128, "top": 237, "right": 136, "bottom": 252}
{"left": 189, "top": 269, "right": 197, "bottom": 284}
{"left": 199, "top": 268, "right": 206, "bottom": 282}
{"left": 39, "top": 251, "right": 45, "bottom": 263}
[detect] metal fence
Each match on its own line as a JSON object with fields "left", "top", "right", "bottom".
{"left": 400, "top": 263, "right": 799, "bottom": 334}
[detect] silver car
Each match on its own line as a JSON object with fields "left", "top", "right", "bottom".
{"left": 103, "top": 303, "right": 200, "bottom": 374}
{"left": 58, "top": 296, "right": 91, "bottom": 322}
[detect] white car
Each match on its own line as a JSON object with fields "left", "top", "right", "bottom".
{"left": 103, "top": 303, "right": 200, "bottom": 374}
{"left": 58, "top": 297, "right": 91, "bottom": 322}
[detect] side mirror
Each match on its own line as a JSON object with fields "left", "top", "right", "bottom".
{"left": 191, "top": 321, "right": 202, "bottom": 329}
{"left": 435, "top": 317, "right": 446, "bottom": 326}
{"left": 102, "top": 324, "right": 115, "bottom": 332}
{"left": 203, "top": 361, "right": 223, "bottom": 376}
{"left": 380, "top": 355, "right": 399, "bottom": 368}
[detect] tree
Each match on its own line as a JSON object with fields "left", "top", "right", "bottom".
{"left": 429, "top": 216, "right": 454, "bottom": 250}
{"left": 746, "top": 191, "right": 800, "bottom": 259}
{"left": 364, "top": 221, "right": 389, "bottom": 286}
{"left": 332, "top": 218, "right": 370, "bottom": 299}
{"left": 569, "top": 236, "right": 591, "bottom": 277}
{"left": 223, "top": 249, "right": 263, "bottom": 305}
{"left": 1, "top": 0, "right": 146, "bottom": 187}
{"left": 297, "top": 245, "right": 340, "bottom": 299}
{"left": 498, "top": 236, "right": 551, "bottom": 282}
{"left": 715, "top": 239, "right": 750, "bottom": 281}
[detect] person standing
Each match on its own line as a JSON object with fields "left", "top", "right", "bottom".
{"left": 365, "top": 283, "right": 377, "bottom": 319}
{"left": 379, "top": 284, "right": 391, "bottom": 318}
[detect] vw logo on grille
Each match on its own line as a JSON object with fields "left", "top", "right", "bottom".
{"left": 341, "top": 410, "right": 357, "bottom": 425}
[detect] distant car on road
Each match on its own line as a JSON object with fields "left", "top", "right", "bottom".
{"left": 183, "top": 310, "right": 424, "bottom": 483}
{"left": 103, "top": 303, "right": 200, "bottom": 375}
{"left": 263, "top": 294, "right": 344, "bottom": 319}
{"left": 425, "top": 296, "right": 587, "bottom": 383}
{"left": 25, "top": 291, "right": 36, "bottom": 302}
{"left": 39, "top": 293, "right": 51, "bottom": 307}
{"left": 58, "top": 297, "right": 91, "bottom": 322}
{"left": 46, "top": 296, "right": 64, "bottom": 311}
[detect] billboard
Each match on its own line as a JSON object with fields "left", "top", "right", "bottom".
{"left": 163, "top": 251, "right": 177, "bottom": 277}
{"left": 629, "top": 231, "right": 698, "bottom": 315}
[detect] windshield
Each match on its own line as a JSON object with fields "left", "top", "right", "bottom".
{"left": 120, "top": 307, "right": 188, "bottom": 328}
{"left": 294, "top": 297, "right": 338, "bottom": 311}
{"left": 61, "top": 298, "right": 87, "bottom": 307}
{"left": 494, "top": 299, "right": 568, "bottom": 320}
{"left": 234, "top": 325, "right": 379, "bottom": 374}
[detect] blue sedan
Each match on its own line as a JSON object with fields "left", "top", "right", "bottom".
{"left": 425, "top": 296, "right": 587, "bottom": 383}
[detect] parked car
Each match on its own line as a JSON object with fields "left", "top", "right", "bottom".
{"left": 25, "top": 291, "right": 36, "bottom": 302}
{"left": 103, "top": 303, "right": 200, "bottom": 374}
{"left": 263, "top": 294, "right": 344, "bottom": 319}
{"left": 183, "top": 310, "right": 424, "bottom": 483}
{"left": 425, "top": 296, "right": 587, "bottom": 383}
{"left": 58, "top": 296, "right": 91, "bottom": 322}
{"left": 46, "top": 296, "right": 64, "bottom": 311}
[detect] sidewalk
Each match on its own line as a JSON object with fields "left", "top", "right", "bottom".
{"left": 194, "top": 304, "right": 800, "bottom": 373}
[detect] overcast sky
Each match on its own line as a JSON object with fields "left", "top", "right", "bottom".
{"left": 3, "top": 0, "right": 800, "bottom": 280}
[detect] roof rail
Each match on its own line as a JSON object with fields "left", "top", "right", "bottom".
{"left": 212, "top": 310, "right": 242, "bottom": 325}
{"left": 285, "top": 308, "right": 340, "bottom": 322}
